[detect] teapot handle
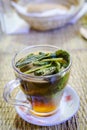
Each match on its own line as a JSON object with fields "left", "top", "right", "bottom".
{"left": 3, "top": 78, "right": 32, "bottom": 109}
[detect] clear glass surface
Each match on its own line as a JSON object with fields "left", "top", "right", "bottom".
{"left": 4, "top": 45, "right": 72, "bottom": 117}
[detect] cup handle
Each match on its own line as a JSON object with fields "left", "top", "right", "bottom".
{"left": 3, "top": 78, "right": 32, "bottom": 109}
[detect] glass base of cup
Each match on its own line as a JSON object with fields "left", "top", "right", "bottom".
{"left": 29, "top": 104, "right": 60, "bottom": 117}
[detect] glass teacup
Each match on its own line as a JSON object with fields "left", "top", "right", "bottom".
{"left": 3, "top": 45, "right": 71, "bottom": 117}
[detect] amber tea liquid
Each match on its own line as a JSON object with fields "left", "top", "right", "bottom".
{"left": 20, "top": 72, "right": 69, "bottom": 116}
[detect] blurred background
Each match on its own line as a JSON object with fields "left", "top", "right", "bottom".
{"left": 0, "top": 0, "right": 87, "bottom": 34}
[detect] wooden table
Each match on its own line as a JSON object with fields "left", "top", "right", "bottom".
{"left": 0, "top": 21, "right": 87, "bottom": 130}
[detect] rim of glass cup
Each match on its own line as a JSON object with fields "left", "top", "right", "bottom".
{"left": 12, "top": 45, "right": 72, "bottom": 79}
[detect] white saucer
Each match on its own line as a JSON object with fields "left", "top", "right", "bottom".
{"left": 15, "top": 85, "right": 80, "bottom": 126}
